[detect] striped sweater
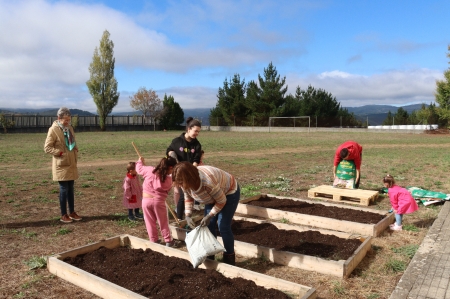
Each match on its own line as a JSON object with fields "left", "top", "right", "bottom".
{"left": 183, "top": 165, "right": 237, "bottom": 216}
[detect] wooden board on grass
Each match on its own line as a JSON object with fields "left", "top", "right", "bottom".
{"left": 308, "top": 185, "right": 379, "bottom": 206}
{"left": 238, "top": 194, "right": 393, "bottom": 237}
{"left": 47, "top": 234, "right": 316, "bottom": 299}
{"left": 169, "top": 217, "right": 371, "bottom": 278}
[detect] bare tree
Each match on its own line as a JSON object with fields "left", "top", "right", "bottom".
{"left": 130, "top": 87, "right": 164, "bottom": 131}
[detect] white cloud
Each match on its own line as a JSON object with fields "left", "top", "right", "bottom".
{"left": 286, "top": 68, "right": 442, "bottom": 107}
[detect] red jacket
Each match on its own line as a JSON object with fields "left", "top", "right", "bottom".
{"left": 333, "top": 141, "right": 363, "bottom": 170}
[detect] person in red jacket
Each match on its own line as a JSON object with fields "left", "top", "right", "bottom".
{"left": 333, "top": 141, "right": 363, "bottom": 188}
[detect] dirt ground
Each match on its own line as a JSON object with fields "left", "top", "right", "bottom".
{"left": 231, "top": 219, "right": 362, "bottom": 260}
{"left": 65, "top": 246, "right": 292, "bottom": 299}
{"left": 246, "top": 195, "right": 384, "bottom": 224}
{"left": 0, "top": 132, "right": 446, "bottom": 299}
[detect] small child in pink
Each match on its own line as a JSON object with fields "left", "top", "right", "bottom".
{"left": 136, "top": 156, "right": 179, "bottom": 247}
{"left": 383, "top": 174, "right": 419, "bottom": 231}
{"left": 123, "top": 162, "right": 143, "bottom": 221}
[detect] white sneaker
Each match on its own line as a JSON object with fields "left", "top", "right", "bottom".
{"left": 390, "top": 224, "right": 402, "bottom": 231}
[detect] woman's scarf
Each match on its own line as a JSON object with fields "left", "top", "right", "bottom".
{"left": 58, "top": 121, "right": 76, "bottom": 151}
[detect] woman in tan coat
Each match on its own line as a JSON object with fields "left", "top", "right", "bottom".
{"left": 44, "top": 107, "right": 82, "bottom": 223}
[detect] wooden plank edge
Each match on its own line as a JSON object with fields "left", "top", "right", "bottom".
{"left": 168, "top": 224, "right": 371, "bottom": 278}
{"left": 267, "top": 193, "right": 388, "bottom": 215}
{"left": 237, "top": 203, "right": 375, "bottom": 236}
{"left": 343, "top": 236, "right": 372, "bottom": 277}
{"left": 373, "top": 212, "right": 395, "bottom": 237}
{"left": 232, "top": 215, "right": 357, "bottom": 239}
{"left": 125, "top": 235, "right": 317, "bottom": 299}
{"left": 240, "top": 193, "right": 264, "bottom": 204}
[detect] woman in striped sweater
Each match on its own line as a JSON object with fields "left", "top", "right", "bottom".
{"left": 172, "top": 162, "right": 240, "bottom": 265}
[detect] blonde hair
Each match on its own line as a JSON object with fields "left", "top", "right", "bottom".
{"left": 382, "top": 174, "right": 395, "bottom": 188}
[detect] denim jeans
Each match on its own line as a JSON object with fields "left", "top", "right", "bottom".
{"left": 59, "top": 180, "right": 74, "bottom": 216}
{"left": 395, "top": 213, "right": 403, "bottom": 226}
{"left": 177, "top": 188, "right": 185, "bottom": 220}
{"left": 205, "top": 185, "right": 240, "bottom": 254}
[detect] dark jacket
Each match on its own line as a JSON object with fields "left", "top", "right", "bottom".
{"left": 166, "top": 133, "right": 202, "bottom": 164}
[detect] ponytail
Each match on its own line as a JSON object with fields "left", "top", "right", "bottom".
{"left": 153, "top": 156, "right": 177, "bottom": 182}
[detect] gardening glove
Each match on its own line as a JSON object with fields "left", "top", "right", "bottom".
{"left": 185, "top": 215, "right": 196, "bottom": 229}
{"left": 168, "top": 151, "right": 178, "bottom": 162}
{"left": 200, "top": 214, "right": 212, "bottom": 227}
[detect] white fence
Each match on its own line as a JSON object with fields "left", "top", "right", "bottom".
{"left": 368, "top": 125, "right": 438, "bottom": 130}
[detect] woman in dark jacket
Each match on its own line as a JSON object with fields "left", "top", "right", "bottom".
{"left": 166, "top": 117, "right": 202, "bottom": 219}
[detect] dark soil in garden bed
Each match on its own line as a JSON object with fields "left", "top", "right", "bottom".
{"left": 230, "top": 220, "right": 362, "bottom": 260}
{"left": 246, "top": 195, "right": 384, "bottom": 224}
{"left": 64, "top": 246, "right": 292, "bottom": 299}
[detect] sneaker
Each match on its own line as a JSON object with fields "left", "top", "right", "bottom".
{"left": 69, "top": 212, "right": 82, "bottom": 221}
{"left": 60, "top": 214, "right": 73, "bottom": 223}
{"left": 194, "top": 205, "right": 200, "bottom": 211}
{"left": 128, "top": 215, "right": 136, "bottom": 221}
{"left": 135, "top": 213, "right": 144, "bottom": 219}
{"left": 390, "top": 224, "right": 402, "bottom": 231}
{"left": 166, "top": 240, "right": 180, "bottom": 248}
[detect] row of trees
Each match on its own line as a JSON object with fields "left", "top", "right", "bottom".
{"left": 86, "top": 30, "right": 450, "bottom": 131}
{"left": 382, "top": 103, "right": 446, "bottom": 126}
{"left": 210, "top": 63, "right": 361, "bottom": 126}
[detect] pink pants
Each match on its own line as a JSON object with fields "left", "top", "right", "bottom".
{"left": 142, "top": 197, "right": 172, "bottom": 243}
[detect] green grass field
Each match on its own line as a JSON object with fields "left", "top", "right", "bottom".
{"left": 0, "top": 130, "right": 448, "bottom": 298}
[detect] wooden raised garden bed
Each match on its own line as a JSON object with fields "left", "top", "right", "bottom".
{"left": 236, "top": 194, "right": 394, "bottom": 237}
{"left": 169, "top": 217, "right": 372, "bottom": 278}
{"left": 47, "top": 234, "right": 316, "bottom": 299}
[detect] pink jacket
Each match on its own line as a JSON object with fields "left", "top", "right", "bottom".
{"left": 388, "top": 185, "right": 419, "bottom": 214}
{"left": 122, "top": 173, "right": 143, "bottom": 209}
{"left": 135, "top": 160, "right": 172, "bottom": 201}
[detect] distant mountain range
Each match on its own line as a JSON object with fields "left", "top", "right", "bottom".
{"left": 0, "top": 104, "right": 428, "bottom": 126}
{"left": 345, "top": 103, "right": 428, "bottom": 125}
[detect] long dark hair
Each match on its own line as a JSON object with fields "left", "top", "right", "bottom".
{"left": 186, "top": 117, "right": 201, "bottom": 131}
{"left": 152, "top": 156, "right": 177, "bottom": 182}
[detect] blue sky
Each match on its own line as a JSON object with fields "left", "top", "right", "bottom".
{"left": 0, "top": 0, "right": 449, "bottom": 113}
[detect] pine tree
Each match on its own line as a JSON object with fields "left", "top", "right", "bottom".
{"left": 247, "top": 62, "right": 288, "bottom": 118}
{"left": 435, "top": 45, "right": 450, "bottom": 126}
{"left": 160, "top": 94, "right": 184, "bottom": 130}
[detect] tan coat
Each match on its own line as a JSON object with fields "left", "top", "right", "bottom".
{"left": 44, "top": 121, "right": 79, "bottom": 181}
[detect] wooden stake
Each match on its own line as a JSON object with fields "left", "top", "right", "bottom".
{"left": 166, "top": 202, "right": 182, "bottom": 228}
{"left": 131, "top": 141, "right": 142, "bottom": 158}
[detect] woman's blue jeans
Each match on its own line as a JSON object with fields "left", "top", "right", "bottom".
{"left": 205, "top": 185, "right": 240, "bottom": 254}
{"left": 59, "top": 180, "right": 74, "bottom": 216}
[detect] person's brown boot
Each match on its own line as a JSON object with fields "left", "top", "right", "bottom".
{"left": 60, "top": 214, "right": 73, "bottom": 223}
{"left": 222, "top": 253, "right": 235, "bottom": 266}
{"left": 69, "top": 212, "right": 82, "bottom": 221}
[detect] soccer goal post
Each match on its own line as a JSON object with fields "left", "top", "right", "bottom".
{"left": 268, "top": 116, "right": 310, "bottom": 133}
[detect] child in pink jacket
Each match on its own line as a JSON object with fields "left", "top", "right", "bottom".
{"left": 136, "top": 156, "right": 179, "bottom": 247}
{"left": 122, "top": 162, "right": 143, "bottom": 221}
{"left": 383, "top": 174, "right": 419, "bottom": 231}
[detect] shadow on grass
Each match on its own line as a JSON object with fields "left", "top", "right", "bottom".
{"left": 1, "top": 215, "right": 123, "bottom": 229}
